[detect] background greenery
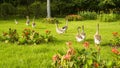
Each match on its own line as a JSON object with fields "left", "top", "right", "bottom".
{"left": 0, "top": 0, "right": 120, "bottom": 19}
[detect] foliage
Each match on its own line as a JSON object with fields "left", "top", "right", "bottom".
{"left": 0, "top": 3, "right": 15, "bottom": 19}
{"left": 0, "top": 28, "right": 19, "bottom": 43}
{"left": 29, "top": 1, "right": 46, "bottom": 18}
{"left": 110, "top": 32, "right": 120, "bottom": 47}
{"left": 99, "top": 0, "right": 115, "bottom": 10}
{"left": 98, "top": 11, "right": 117, "bottom": 22}
{"left": 44, "top": 30, "right": 55, "bottom": 43}
{"left": 0, "top": 0, "right": 120, "bottom": 18}
{"left": 18, "top": 29, "right": 55, "bottom": 45}
{"left": 111, "top": 47, "right": 120, "bottom": 67}
{"left": 42, "top": 18, "right": 60, "bottom": 24}
{"left": 16, "top": 6, "right": 28, "bottom": 17}
{"left": 65, "top": 14, "right": 83, "bottom": 21}
{"left": 18, "top": 28, "right": 44, "bottom": 45}
{"left": 0, "top": 28, "right": 56, "bottom": 45}
{"left": 52, "top": 41, "right": 120, "bottom": 68}
{"left": 79, "top": 11, "right": 97, "bottom": 20}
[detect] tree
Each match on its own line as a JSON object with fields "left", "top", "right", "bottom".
{"left": 47, "top": 0, "right": 51, "bottom": 18}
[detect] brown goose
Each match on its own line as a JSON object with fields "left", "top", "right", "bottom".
{"left": 32, "top": 16, "right": 36, "bottom": 28}
{"left": 62, "top": 20, "right": 68, "bottom": 32}
{"left": 55, "top": 21, "right": 65, "bottom": 34}
{"left": 81, "top": 25, "right": 86, "bottom": 40}
{"left": 26, "top": 16, "right": 30, "bottom": 26}
{"left": 94, "top": 24, "right": 101, "bottom": 45}
{"left": 76, "top": 26, "right": 84, "bottom": 42}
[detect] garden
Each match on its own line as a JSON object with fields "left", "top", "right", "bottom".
{"left": 0, "top": 0, "right": 120, "bottom": 68}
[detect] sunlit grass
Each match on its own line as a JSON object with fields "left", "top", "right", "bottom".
{"left": 0, "top": 19, "right": 120, "bottom": 68}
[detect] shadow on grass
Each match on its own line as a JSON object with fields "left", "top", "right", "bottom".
{"left": 36, "top": 27, "right": 46, "bottom": 29}
{"left": 53, "top": 39, "right": 67, "bottom": 45}
{"left": 101, "top": 42, "right": 112, "bottom": 47}
{"left": 86, "top": 38, "right": 94, "bottom": 43}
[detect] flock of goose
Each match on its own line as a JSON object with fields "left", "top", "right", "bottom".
{"left": 15, "top": 16, "right": 36, "bottom": 28}
{"left": 55, "top": 20, "right": 101, "bottom": 45}
{"left": 15, "top": 16, "right": 101, "bottom": 45}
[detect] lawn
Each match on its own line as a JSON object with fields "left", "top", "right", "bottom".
{"left": 0, "top": 18, "right": 120, "bottom": 68}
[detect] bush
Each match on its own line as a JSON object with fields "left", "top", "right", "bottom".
{"left": 79, "top": 11, "right": 97, "bottom": 20}
{"left": 110, "top": 32, "right": 120, "bottom": 47}
{"left": 98, "top": 11, "right": 117, "bottom": 22}
{"left": 0, "top": 28, "right": 19, "bottom": 43}
{"left": 42, "top": 18, "right": 60, "bottom": 24}
{"left": 18, "top": 28, "right": 44, "bottom": 45}
{"left": 52, "top": 41, "right": 120, "bottom": 68}
{"left": 0, "top": 28, "right": 56, "bottom": 45}
{"left": 29, "top": 1, "right": 46, "bottom": 18}
{"left": 18, "top": 29, "right": 55, "bottom": 45}
{"left": 0, "top": 3, "right": 15, "bottom": 19}
{"left": 65, "top": 14, "right": 83, "bottom": 21}
{"left": 16, "top": 6, "right": 28, "bottom": 17}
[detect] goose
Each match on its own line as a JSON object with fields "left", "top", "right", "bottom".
{"left": 15, "top": 19, "right": 18, "bottom": 24}
{"left": 62, "top": 20, "right": 68, "bottom": 32}
{"left": 32, "top": 16, "right": 36, "bottom": 28}
{"left": 81, "top": 25, "right": 86, "bottom": 40}
{"left": 26, "top": 16, "right": 30, "bottom": 26}
{"left": 94, "top": 24, "right": 101, "bottom": 45}
{"left": 55, "top": 21, "right": 65, "bottom": 34}
{"left": 76, "top": 26, "right": 84, "bottom": 42}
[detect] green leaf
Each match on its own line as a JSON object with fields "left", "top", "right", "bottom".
{"left": 87, "top": 59, "right": 93, "bottom": 65}
{"left": 69, "top": 61, "right": 74, "bottom": 67}
{"left": 106, "top": 61, "right": 113, "bottom": 67}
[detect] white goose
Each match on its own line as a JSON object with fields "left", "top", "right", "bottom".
{"left": 55, "top": 21, "right": 65, "bottom": 34}
{"left": 76, "top": 26, "right": 84, "bottom": 42}
{"left": 15, "top": 19, "right": 18, "bottom": 24}
{"left": 26, "top": 16, "right": 30, "bottom": 26}
{"left": 32, "top": 16, "right": 36, "bottom": 28}
{"left": 62, "top": 20, "right": 68, "bottom": 32}
{"left": 94, "top": 24, "right": 101, "bottom": 45}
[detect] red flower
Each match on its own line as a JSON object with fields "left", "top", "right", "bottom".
{"left": 112, "top": 32, "right": 118, "bottom": 37}
{"left": 25, "top": 32, "right": 29, "bottom": 35}
{"left": 112, "top": 48, "right": 119, "bottom": 55}
{"left": 63, "top": 54, "right": 71, "bottom": 60}
{"left": 45, "top": 30, "right": 51, "bottom": 34}
{"left": 52, "top": 54, "right": 59, "bottom": 62}
{"left": 83, "top": 41, "right": 89, "bottom": 49}
{"left": 94, "top": 62, "right": 99, "bottom": 68}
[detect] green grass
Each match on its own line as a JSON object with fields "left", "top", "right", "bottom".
{"left": 0, "top": 19, "right": 120, "bottom": 68}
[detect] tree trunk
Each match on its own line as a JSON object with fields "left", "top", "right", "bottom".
{"left": 47, "top": 0, "right": 51, "bottom": 18}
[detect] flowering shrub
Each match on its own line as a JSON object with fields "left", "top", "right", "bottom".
{"left": 18, "top": 29, "right": 55, "bottom": 45}
{"left": 43, "top": 30, "right": 55, "bottom": 43}
{"left": 18, "top": 29, "right": 44, "bottom": 45}
{"left": 0, "top": 28, "right": 56, "bottom": 45}
{"left": 52, "top": 41, "right": 120, "bottom": 68}
{"left": 111, "top": 47, "right": 120, "bottom": 67}
{"left": 42, "top": 18, "right": 60, "bottom": 24}
{"left": 110, "top": 32, "right": 120, "bottom": 47}
{"left": 65, "top": 14, "right": 83, "bottom": 21}
{"left": 0, "top": 28, "right": 19, "bottom": 43}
